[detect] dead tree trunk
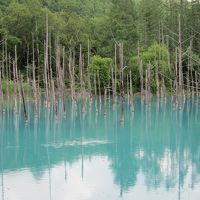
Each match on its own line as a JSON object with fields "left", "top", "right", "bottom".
{"left": 119, "top": 43, "right": 124, "bottom": 123}
{"left": 13, "top": 58, "right": 17, "bottom": 113}
{"left": 15, "top": 46, "right": 21, "bottom": 101}
{"left": 104, "top": 87, "right": 107, "bottom": 116}
{"left": 69, "top": 50, "right": 74, "bottom": 102}
{"left": 155, "top": 63, "right": 159, "bottom": 97}
{"left": 129, "top": 71, "right": 134, "bottom": 112}
{"left": 87, "top": 40, "right": 92, "bottom": 99}
{"left": 139, "top": 60, "right": 144, "bottom": 96}
{"left": 147, "top": 63, "right": 151, "bottom": 107}
{"left": 32, "top": 35, "right": 38, "bottom": 114}
{"left": 0, "top": 71, "right": 3, "bottom": 109}
{"left": 114, "top": 43, "right": 117, "bottom": 104}
{"left": 97, "top": 70, "right": 101, "bottom": 108}
{"left": 20, "top": 74, "right": 28, "bottom": 121}
{"left": 79, "top": 45, "right": 86, "bottom": 113}
{"left": 178, "top": 15, "right": 183, "bottom": 108}
{"left": 195, "top": 71, "right": 198, "bottom": 97}
{"left": 94, "top": 73, "right": 98, "bottom": 112}
{"left": 44, "top": 14, "right": 49, "bottom": 104}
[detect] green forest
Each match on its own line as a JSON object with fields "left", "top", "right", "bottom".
{"left": 0, "top": 0, "right": 200, "bottom": 96}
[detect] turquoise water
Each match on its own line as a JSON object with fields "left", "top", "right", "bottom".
{"left": 1, "top": 97, "right": 200, "bottom": 200}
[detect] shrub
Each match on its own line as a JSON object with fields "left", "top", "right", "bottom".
{"left": 89, "top": 55, "right": 113, "bottom": 91}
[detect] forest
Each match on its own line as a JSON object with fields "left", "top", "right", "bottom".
{"left": 0, "top": 0, "right": 200, "bottom": 111}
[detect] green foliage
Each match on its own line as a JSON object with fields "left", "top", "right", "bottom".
{"left": 137, "top": 0, "right": 164, "bottom": 47}
{"left": 105, "top": 0, "right": 138, "bottom": 57}
{"left": 0, "top": 0, "right": 200, "bottom": 93}
{"left": 1, "top": 80, "right": 32, "bottom": 94}
{"left": 128, "top": 43, "right": 171, "bottom": 92}
{"left": 1, "top": 80, "right": 14, "bottom": 94}
{"left": 89, "top": 55, "right": 113, "bottom": 90}
{"left": 142, "top": 43, "right": 170, "bottom": 74}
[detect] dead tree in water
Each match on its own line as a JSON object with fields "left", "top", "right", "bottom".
{"left": 114, "top": 43, "right": 117, "bottom": 104}
{"left": 119, "top": 43, "right": 124, "bottom": 123}
{"left": 155, "top": 63, "right": 159, "bottom": 97}
{"left": 79, "top": 45, "right": 83, "bottom": 94}
{"left": 129, "top": 71, "right": 134, "bottom": 112}
{"left": 97, "top": 70, "right": 101, "bottom": 106}
{"left": 186, "top": 55, "right": 190, "bottom": 96}
{"left": 127, "top": 74, "right": 130, "bottom": 105}
{"left": 5, "top": 38, "right": 9, "bottom": 101}
{"left": 26, "top": 43, "right": 30, "bottom": 86}
{"left": 189, "top": 41, "right": 195, "bottom": 99}
{"left": 14, "top": 46, "right": 21, "bottom": 101}
{"left": 69, "top": 50, "right": 75, "bottom": 102}
{"left": 104, "top": 87, "right": 107, "bottom": 116}
{"left": 111, "top": 67, "right": 115, "bottom": 102}
{"left": 138, "top": 41, "right": 144, "bottom": 98}
{"left": 79, "top": 45, "right": 86, "bottom": 113}
{"left": 44, "top": 14, "right": 49, "bottom": 104}
{"left": 62, "top": 46, "right": 66, "bottom": 115}
{"left": 13, "top": 55, "right": 17, "bottom": 113}
{"left": 32, "top": 35, "right": 38, "bottom": 114}
{"left": 94, "top": 73, "right": 98, "bottom": 112}
{"left": 139, "top": 60, "right": 144, "bottom": 96}
{"left": 195, "top": 71, "right": 198, "bottom": 97}
{"left": 178, "top": 15, "right": 183, "bottom": 109}
{"left": 20, "top": 75, "right": 28, "bottom": 121}
{"left": 55, "top": 38, "right": 61, "bottom": 95}
{"left": 87, "top": 40, "right": 92, "bottom": 100}
{"left": 161, "top": 75, "right": 166, "bottom": 101}
{"left": 174, "top": 48, "right": 178, "bottom": 105}
{"left": 8, "top": 53, "right": 11, "bottom": 101}
{"left": 0, "top": 71, "right": 3, "bottom": 109}
{"left": 146, "top": 63, "right": 151, "bottom": 107}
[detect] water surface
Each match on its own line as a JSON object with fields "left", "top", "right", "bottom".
{"left": 1, "top": 97, "right": 200, "bottom": 200}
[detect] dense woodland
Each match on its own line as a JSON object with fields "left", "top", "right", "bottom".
{"left": 0, "top": 0, "right": 200, "bottom": 113}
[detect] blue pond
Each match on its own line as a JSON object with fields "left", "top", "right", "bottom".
{"left": 0, "top": 97, "right": 200, "bottom": 200}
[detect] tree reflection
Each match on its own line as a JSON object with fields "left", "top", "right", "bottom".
{"left": 0, "top": 97, "right": 200, "bottom": 195}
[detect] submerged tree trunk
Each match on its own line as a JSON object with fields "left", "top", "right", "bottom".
{"left": 119, "top": 43, "right": 124, "bottom": 123}
{"left": 139, "top": 60, "right": 144, "bottom": 95}
{"left": 0, "top": 71, "right": 3, "bottom": 109}
{"left": 129, "top": 71, "right": 134, "bottom": 112}
{"left": 155, "top": 63, "right": 159, "bottom": 97}
{"left": 20, "top": 74, "right": 28, "bottom": 121}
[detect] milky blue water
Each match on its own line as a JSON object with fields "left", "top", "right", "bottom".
{"left": 1, "top": 97, "right": 200, "bottom": 200}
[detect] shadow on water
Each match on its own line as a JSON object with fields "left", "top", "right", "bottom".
{"left": 0, "top": 96, "right": 200, "bottom": 199}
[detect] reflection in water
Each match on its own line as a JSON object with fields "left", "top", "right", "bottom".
{"left": 0, "top": 97, "right": 200, "bottom": 200}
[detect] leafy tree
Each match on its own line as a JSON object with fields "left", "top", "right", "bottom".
{"left": 128, "top": 43, "right": 171, "bottom": 92}
{"left": 89, "top": 55, "right": 113, "bottom": 90}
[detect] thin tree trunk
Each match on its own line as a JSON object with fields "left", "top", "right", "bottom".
{"left": 94, "top": 73, "right": 98, "bottom": 112}
{"left": 139, "top": 60, "right": 144, "bottom": 95}
{"left": 147, "top": 63, "right": 151, "bottom": 107}
{"left": 155, "top": 63, "right": 159, "bottom": 97}
{"left": 129, "top": 71, "right": 134, "bottom": 112}
{"left": 44, "top": 14, "right": 49, "bottom": 103}
{"left": 114, "top": 43, "right": 117, "bottom": 104}
{"left": 178, "top": 15, "right": 183, "bottom": 108}
{"left": 0, "top": 71, "right": 3, "bottom": 108}
{"left": 195, "top": 71, "right": 198, "bottom": 97}
{"left": 20, "top": 74, "right": 28, "bottom": 121}
{"left": 97, "top": 70, "right": 101, "bottom": 106}
{"left": 32, "top": 35, "right": 38, "bottom": 113}
{"left": 119, "top": 43, "right": 124, "bottom": 123}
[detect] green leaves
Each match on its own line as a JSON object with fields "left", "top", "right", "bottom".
{"left": 89, "top": 55, "right": 113, "bottom": 90}
{"left": 128, "top": 43, "right": 171, "bottom": 92}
